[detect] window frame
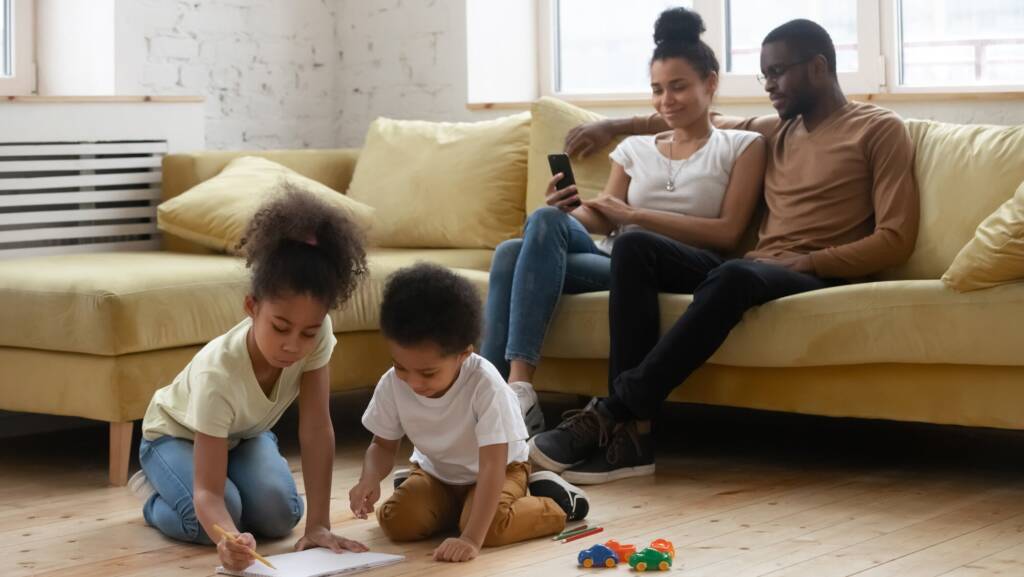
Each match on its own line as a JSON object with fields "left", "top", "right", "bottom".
{"left": 535, "top": 0, "right": 1024, "bottom": 102}
{"left": 0, "top": 0, "right": 35, "bottom": 95}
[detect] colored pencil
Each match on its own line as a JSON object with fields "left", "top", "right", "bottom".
{"left": 562, "top": 526, "right": 604, "bottom": 543}
{"left": 212, "top": 524, "right": 276, "bottom": 569}
{"left": 552, "top": 524, "right": 590, "bottom": 540}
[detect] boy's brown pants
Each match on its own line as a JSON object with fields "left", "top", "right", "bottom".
{"left": 376, "top": 462, "right": 567, "bottom": 547}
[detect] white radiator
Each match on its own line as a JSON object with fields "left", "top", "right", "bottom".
{"left": 0, "top": 140, "right": 166, "bottom": 259}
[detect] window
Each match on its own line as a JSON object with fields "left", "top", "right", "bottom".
{"left": 0, "top": 0, "right": 34, "bottom": 95}
{"left": 466, "top": 0, "right": 1024, "bottom": 104}
{"left": 726, "top": 0, "right": 859, "bottom": 75}
{"left": 2, "top": 0, "right": 11, "bottom": 77}
{"left": 896, "top": 0, "right": 1024, "bottom": 88}
{"left": 554, "top": 0, "right": 687, "bottom": 95}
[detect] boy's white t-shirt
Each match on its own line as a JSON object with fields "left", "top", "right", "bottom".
{"left": 361, "top": 353, "right": 529, "bottom": 485}
{"left": 141, "top": 315, "right": 336, "bottom": 448}
{"left": 598, "top": 128, "right": 761, "bottom": 253}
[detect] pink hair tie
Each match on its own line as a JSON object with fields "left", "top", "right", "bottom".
{"left": 303, "top": 235, "right": 318, "bottom": 247}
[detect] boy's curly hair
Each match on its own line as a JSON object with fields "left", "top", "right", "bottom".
{"left": 379, "top": 263, "right": 482, "bottom": 355}
{"left": 236, "top": 182, "right": 368, "bottom": 309}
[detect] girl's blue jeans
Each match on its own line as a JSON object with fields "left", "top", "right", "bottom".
{"left": 139, "top": 431, "right": 304, "bottom": 544}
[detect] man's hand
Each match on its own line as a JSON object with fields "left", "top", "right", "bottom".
{"left": 295, "top": 525, "right": 369, "bottom": 553}
{"left": 565, "top": 120, "right": 617, "bottom": 158}
{"left": 756, "top": 254, "right": 815, "bottom": 274}
{"left": 433, "top": 536, "right": 481, "bottom": 563}
{"left": 585, "top": 196, "right": 636, "bottom": 227}
{"left": 348, "top": 480, "right": 381, "bottom": 519}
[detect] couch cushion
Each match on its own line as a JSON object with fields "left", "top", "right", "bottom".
{"left": 346, "top": 113, "right": 530, "bottom": 249}
{"left": 526, "top": 97, "right": 624, "bottom": 214}
{"left": 880, "top": 120, "right": 1024, "bottom": 281}
{"left": 0, "top": 249, "right": 494, "bottom": 356}
{"left": 942, "top": 180, "right": 1024, "bottom": 292}
{"left": 541, "top": 279, "right": 1024, "bottom": 367}
{"left": 157, "top": 156, "right": 376, "bottom": 254}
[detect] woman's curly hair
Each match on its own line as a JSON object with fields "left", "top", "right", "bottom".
{"left": 236, "top": 182, "right": 368, "bottom": 309}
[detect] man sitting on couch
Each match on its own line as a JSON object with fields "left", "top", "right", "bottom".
{"left": 529, "top": 19, "right": 921, "bottom": 485}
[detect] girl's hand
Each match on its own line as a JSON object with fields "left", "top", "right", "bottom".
{"left": 586, "top": 195, "right": 636, "bottom": 226}
{"left": 217, "top": 531, "right": 257, "bottom": 572}
{"left": 544, "top": 172, "right": 581, "bottom": 213}
{"left": 348, "top": 480, "right": 381, "bottom": 519}
{"left": 433, "top": 536, "right": 480, "bottom": 563}
{"left": 295, "top": 526, "right": 369, "bottom": 553}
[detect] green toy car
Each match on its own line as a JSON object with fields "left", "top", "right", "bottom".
{"left": 628, "top": 547, "right": 673, "bottom": 572}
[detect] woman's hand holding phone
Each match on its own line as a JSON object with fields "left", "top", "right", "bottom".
{"left": 544, "top": 172, "right": 582, "bottom": 213}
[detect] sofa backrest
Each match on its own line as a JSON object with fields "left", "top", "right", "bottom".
{"left": 880, "top": 120, "right": 1024, "bottom": 281}
{"left": 161, "top": 149, "right": 361, "bottom": 253}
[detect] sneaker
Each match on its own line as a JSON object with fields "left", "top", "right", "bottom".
{"left": 509, "top": 381, "right": 545, "bottom": 437}
{"left": 528, "top": 470, "right": 590, "bottom": 522}
{"left": 392, "top": 467, "right": 411, "bottom": 489}
{"left": 562, "top": 420, "right": 655, "bottom": 485}
{"left": 528, "top": 398, "right": 614, "bottom": 473}
{"left": 128, "top": 469, "right": 156, "bottom": 503}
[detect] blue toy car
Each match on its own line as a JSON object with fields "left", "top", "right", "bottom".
{"left": 578, "top": 544, "right": 619, "bottom": 568}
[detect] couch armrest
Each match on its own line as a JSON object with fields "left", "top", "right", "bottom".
{"left": 160, "top": 148, "right": 362, "bottom": 253}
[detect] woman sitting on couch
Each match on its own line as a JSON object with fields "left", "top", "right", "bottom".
{"left": 482, "top": 6, "right": 767, "bottom": 434}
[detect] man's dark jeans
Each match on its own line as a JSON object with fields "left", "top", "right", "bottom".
{"left": 605, "top": 230, "right": 838, "bottom": 421}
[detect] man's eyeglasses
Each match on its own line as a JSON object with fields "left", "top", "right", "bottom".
{"left": 756, "top": 57, "right": 814, "bottom": 85}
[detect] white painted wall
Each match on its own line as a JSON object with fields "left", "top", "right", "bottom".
{"left": 116, "top": 0, "right": 340, "bottom": 150}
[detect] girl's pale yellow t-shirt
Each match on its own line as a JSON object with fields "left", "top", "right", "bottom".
{"left": 142, "top": 315, "right": 336, "bottom": 447}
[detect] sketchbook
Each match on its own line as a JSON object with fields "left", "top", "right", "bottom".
{"left": 216, "top": 547, "right": 405, "bottom": 577}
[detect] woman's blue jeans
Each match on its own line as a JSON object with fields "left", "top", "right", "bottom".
{"left": 482, "top": 207, "right": 611, "bottom": 378}
{"left": 139, "top": 431, "right": 304, "bottom": 544}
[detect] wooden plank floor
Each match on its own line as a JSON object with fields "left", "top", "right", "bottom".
{"left": 4, "top": 392, "right": 1024, "bottom": 577}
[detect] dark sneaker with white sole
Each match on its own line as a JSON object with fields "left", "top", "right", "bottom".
{"left": 562, "top": 420, "right": 655, "bottom": 485}
{"left": 529, "top": 398, "right": 614, "bottom": 473}
{"left": 392, "top": 467, "right": 411, "bottom": 489}
{"left": 528, "top": 470, "right": 590, "bottom": 522}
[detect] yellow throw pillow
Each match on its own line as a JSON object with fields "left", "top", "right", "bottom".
{"left": 157, "top": 156, "right": 376, "bottom": 254}
{"left": 880, "top": 120, "right": 1024, "bottom": 281}
{"left": 942, "top": 180, "right": 1024, "bottom": 292}
{"left": 346, "top": 113, "right": 530, "bottom": 249}
{"left": 526, "top": 97, "right": 626, "bottom": 213}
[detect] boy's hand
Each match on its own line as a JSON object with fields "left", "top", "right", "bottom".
{"left": 217, "top": 531, "right": 256, "bottom": 571}
{"left": 348, "top": 480, "right": 381, "bottom": 519}
{"left": 295, "top": 525, "right": 369, "bottom": 553}
{"left": 433, "top": 536, "right": 480, "bottom": 563}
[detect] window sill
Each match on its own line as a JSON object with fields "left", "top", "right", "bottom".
{"left": 467, "top": 91, "right": 1024, "bottom": 111}
{"left": 1, "top": 95, "right": 205, "bottom": 103}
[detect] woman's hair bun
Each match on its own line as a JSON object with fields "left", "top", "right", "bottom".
{"left": 653, "top": 7, "right": 705, "bottom": 46}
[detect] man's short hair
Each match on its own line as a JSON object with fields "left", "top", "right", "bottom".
{"left": 763, "top": 19, "right": 837, "bottom": 76}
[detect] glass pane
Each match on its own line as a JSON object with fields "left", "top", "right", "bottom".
{"left": 900, "top": 0, "right": 1024, "bottom": 86}
{"left": 727, "top": 0, "right": 858, "bottom": 74}
{"left": 1, "top": 0, "right": 10, "bottom": 77}
{"left": 556, "top": 0, "right": 691, "bottom": 94}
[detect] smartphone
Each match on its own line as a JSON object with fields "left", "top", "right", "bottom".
{"left": 547, "top": 153, "right": 582, "bottom": 209}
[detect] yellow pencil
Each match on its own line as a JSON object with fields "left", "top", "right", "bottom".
{"left": 212, "top": 524, "right": 277, "bottom": 570}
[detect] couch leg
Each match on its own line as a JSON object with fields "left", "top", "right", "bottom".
{"left": 109, "top": 421, "right": 133, "bottom": 486}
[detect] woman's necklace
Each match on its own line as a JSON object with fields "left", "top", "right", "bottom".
{"left": 664, "top": 138, "right": 685, "bottom": 192}
{"left": 663, "top": 132, "right": 710, "bottom": 192}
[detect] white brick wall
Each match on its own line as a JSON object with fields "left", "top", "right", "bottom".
{"left": 119, "top": 0, "right": 339, "bottom": 150}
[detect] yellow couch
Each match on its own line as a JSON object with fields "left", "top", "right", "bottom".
{"left": 2, "top": 111, "right": 1023, "bottom": 487}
